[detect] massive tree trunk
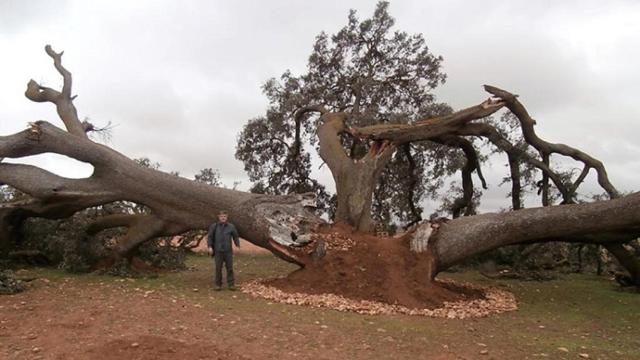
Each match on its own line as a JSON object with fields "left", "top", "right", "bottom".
{"left": 2, "top": 45, "right": 639, "bottom": 291}
{"left": 0, "top": 46, "right": 323, "bottom": 265}
{"left": 0, "top": 124, "right": 322, "bottom": 264}
{"left": 427, "top": 192, "right": 640, "bottom": 271}
{"left": 316, "top": 112, "right": 394, "bottom": 231}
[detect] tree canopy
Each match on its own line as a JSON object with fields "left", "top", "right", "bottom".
{"left": 236, "top": 2, "right": 472, "bottom": 227}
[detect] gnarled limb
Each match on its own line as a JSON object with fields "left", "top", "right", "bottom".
{"left": 87, "top": 213, "right": 168, "bottom": 257}
{"left": 568, "top": 165, "right": 591, "bottom": 199}
{"left": 605, "top": 243, "right": 640, "bottom": 286}
{"left": 114, "top": 215, "right": 166, "bottom": 256}
{"left": 431, "top": 135, "right": 486, "bottom": 218}
{"left": 317, "top": 112, "right": 395, "bottom": 231}
{"left": 409, "top": 192, "right": 640, "bottom": 271}
{"left": 484, "top": 85, "right": 619, "bottom": 199}
{"left": 539, "top": 153, "right": 551, "bottom": 206}
{"left": 507, "top": 152, "right": 522, "bottom": 210}
{"left": 2, "top": 120, "right": 324, "bottom": 264}
{"left": 401, "top": 144, "right": 422, "bottom": 228}
{"left": 454, "top": 122, "right": 571, "bottom": 201}
{"left": 0, "top": 121, "right": 116, "bottom": 167}
{"left": 0, "top": 163, "right": 115, "bottom": 202}
{"left": 349, "top": 98, "right": 504, "bottom": 143}
{"left": 24, "top": 45, "right": 88, "bottom": 138}
{"left": 482, "top": 85, "right": 639, "bottom": 279}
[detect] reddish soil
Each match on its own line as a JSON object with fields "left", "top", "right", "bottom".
{"left": 269, "top": 224, "right": 483, "bottom": 309}
{"left": 83, "top": 335, "right": 245, "bottom": 360}
{"left": 0, "top": 272, "right": 489, "bottom": 360}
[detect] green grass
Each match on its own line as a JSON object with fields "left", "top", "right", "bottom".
{"left": 442, "top": 270, "right": 640, "bottom": 357}
{"left": 15, "top": 253, "right": 640, "bottom": 359}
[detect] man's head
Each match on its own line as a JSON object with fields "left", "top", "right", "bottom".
{"left": 217, "top": 210, "right": 228, "bottom": 223}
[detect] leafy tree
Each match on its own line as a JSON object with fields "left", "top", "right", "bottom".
{"left": 237, "top": 2, "right": 470, "bottom": 227}
{"left": 194, "top": 168, "right": 221, "bottom": 186}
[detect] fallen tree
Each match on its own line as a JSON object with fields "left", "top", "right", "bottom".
{"left": 1, "top": 7, "right": 639, "bottom": 305}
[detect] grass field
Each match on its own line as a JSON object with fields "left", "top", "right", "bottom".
{"left": 2, "top": 253, "right": 639, "bottom": 359}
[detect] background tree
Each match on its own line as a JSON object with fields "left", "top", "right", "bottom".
{"left": 236, "top": 2, "right": 477, "bottom": 230}
{"left": 194, "top": 168, "right": 222, "bottom": 186}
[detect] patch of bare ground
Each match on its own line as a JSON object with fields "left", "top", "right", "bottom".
{"left": 2, "top": 254, "right": 637, "bottom": 360}
{"left": 83, "top": 335, "right": 246, "bottom": 360}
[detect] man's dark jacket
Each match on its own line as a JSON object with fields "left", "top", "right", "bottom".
{"left": 207, "top": 222, "right": 240, "bottom": 253}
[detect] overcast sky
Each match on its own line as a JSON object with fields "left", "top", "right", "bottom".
{"left": 1, "top": 0, "right": 639, "bottom": 213}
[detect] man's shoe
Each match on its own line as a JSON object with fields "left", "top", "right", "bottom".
{"left": 228, "top": 285, "right": 237, "bottom": 291}
{"left": 214, "top": 286, "right": 222, "bottom": 291}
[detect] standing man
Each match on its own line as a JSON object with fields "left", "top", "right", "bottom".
{"left": 207, "top": 210, "right": 240, "bottom": 291}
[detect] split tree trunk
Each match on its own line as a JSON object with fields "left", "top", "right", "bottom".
{"left": 317, "top": 112, "right": 394, "bottom": 232}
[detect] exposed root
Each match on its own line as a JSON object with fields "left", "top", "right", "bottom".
{"left": 242, "top": 278, "right": 517, "bottom": 318}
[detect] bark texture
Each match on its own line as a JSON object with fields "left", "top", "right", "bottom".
{"left": 426, "top": 192, "right": 640, "bottom": 270}
{"left": 317, "top": 112, "right": 395, "bottom": 231}
{"left": 1, "top": 46, "right": 323, "bottom": 265}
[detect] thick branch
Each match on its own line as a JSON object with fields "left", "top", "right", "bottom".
{"left": 432, "top": 136, "right": 483, "bottom": 218}
{"left": 430, "top": 192, "right": 640, "bottom": 270}
{"left": 114, "top": 215, "right": 166, "bottom": 256}
{"left": 540, "top": 153, "right": 551, "bottom": 206}
{"left": 569, "top": 165, "right": 591, "bottom": 199}
{"left": 604, "top": 243, "right": 640, "bottom": 286}
{"left": 484, "top": 85, "right": 619, "bottom": 199}
{"left": 86, "top": 214, "right": 145, "bottom": 235}
{"left": 317, "top": 112, "right": 351, "bottom": 171}
{"left": 402, "top": 144, "right": 422, "bottom": 227}
{"left": 507, "top": 153, "right": 522, "bottom": 210}
{"left": 1, "top": 121, "right": 324, "bottom": 264}
{"left": 291, "top": 105, "right": 327, "bottom": 157}
{"left": 455, "top": 123, "right": 570, "bottom": 201}
{"left": 0, "top": 163, "right": 117, "bottom": 205}
{"left": 24, "top": 45, "right": 87, "bottom": 138}
{"left": 317, "top": 112, "right": 395, "bottom": 231}
{"left": 0, "top": 121, "right": 124, "bottom": 168}
{"left": 349, "top": 98, "right": 504, "bottom": 144}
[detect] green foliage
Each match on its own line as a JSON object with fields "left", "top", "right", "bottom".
{"left": 138, "top": 238, "right": 187, "bottom": 271}
{"left": 0, "top": 269, "right": 25, "bottom": 294}
{"left": 16, "top": 209, "right": 187, "bottom": 274}
{"left": 20, "top": 215, "right": 111, "bottom": 273}
{"left": 194, "top": 168, "right": 221, "bottom": 186}
{"left": 236, "top": 2, "right": 470, "bottom": 225}
{"left": 465, "top": 242, "right": 626, "bottom": 279}
{"left": 2, "top": 157, "right": 218, "bottom": 275}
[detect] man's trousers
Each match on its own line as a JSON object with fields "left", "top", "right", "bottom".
{"left": 214, "top": 251, "right": 235, "bottom": 287}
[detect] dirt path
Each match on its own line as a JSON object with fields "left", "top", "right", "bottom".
{"left": 1, "top": 254, "right": 638, "bottom": 359}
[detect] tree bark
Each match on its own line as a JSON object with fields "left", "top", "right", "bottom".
{"left": 423, "top": 192, "right": 640, "bottom": 271}
{"left": 317, "top": 112, "right": 394, "bottom": 231}
{"left": 1, "top": 121, "right": 323, "bottom": 265}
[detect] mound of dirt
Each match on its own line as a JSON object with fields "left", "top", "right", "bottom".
{"left": 80, "top": 335, "right": 247, "bottom": 360}
{"left": 268, "top": 224, "right": 483, "bottom": 309}
{"left": 246, "top": 224, "right": 517, "bottom": 316}
{"left": 243, "top": 279, "right": 516, "bottom": 318}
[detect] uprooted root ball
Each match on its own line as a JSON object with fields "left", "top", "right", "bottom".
{"left": 244, "top": 225, "right": 517, "bottom": 317}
